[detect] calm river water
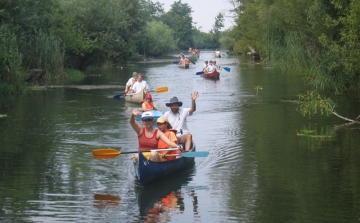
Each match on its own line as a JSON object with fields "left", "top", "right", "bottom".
{"left": 1, "top": 50, "right": 360, "bottom": 223}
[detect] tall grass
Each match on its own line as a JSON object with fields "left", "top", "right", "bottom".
{"left": 0, "top": 24, "right": 24, "bottom": 95}
{"left": 28, "top": 29, "right": 65, "bottom": 79}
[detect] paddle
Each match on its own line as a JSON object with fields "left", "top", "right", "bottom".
{"left": 165, "top": 151, "right": 209, "bottom": 158}
{"left": 113, "top": 86, "right": 168, "bottom": 99}
{"left": 196, "top": 71, "right": 204, "bottom": 75}
{"left": 92, "top": 148, "right": 209, "bottom": 159}
{"left": 92, "top": 148, "right": 178, "bottom": 159}
{"left": 196, "top": 67, "right": 230, "bottom": 75}
{"left": 223, "top": 67, "right": 231, "bottom": 72}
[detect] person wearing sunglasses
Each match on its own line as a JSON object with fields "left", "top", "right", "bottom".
{"left": 130, "top": 110, "right": 182, "bottom": 162}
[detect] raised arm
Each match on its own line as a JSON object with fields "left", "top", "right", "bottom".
{"left": 130, "top": 109, "right": 142, "bottom": 135}
{"left": 189, "top": 91, "right": 199, "bottom": 115}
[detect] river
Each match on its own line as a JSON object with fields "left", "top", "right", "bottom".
{"left": 0, "top": 50, "right": 359, "bottom": 223}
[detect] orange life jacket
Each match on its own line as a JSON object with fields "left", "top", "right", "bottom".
{"left": 158, "top": 130, "right": 180, "bottom": 161}
{"left": 141, "top": 100, "right": 154, "bottom": 110}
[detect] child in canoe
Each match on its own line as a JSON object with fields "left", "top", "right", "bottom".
{"left": 156, "top": 116, "right": 182, "bottom": 161}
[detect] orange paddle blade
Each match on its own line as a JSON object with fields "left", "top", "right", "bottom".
{"left": 93, "top": 194, "right": 120, "bottom": 206}
{"left": 154, "top": 86, "right": 168, "bottom": 93}
{"left": 92, "top": 148, "right": 121, "bottom": 159}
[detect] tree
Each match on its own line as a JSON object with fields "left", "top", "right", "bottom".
{"left": 161, "top": 0, "right": 193, "bottom": 49}
{"left": 143, "top": 21, "right": 177, "bottom": 56}
{"left": 57, "top": 0, "right": 146, "bottom": 69}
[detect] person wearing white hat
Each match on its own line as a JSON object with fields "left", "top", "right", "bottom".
{"left": 130, "top": 109, "right": 182, "bottom": 162}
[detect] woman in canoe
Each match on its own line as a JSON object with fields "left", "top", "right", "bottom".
{"left": 141, "top": 93, "right": 157, "bottom": 111}
{"left": 130, "top": 110, "right": 183, "bottom": 162}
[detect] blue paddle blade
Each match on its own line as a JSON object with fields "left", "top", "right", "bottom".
{"left": 173, "top": 61, "right": 179, "bottom": 64}
{"left": 223, "top": 67, "right": 230, "bottom": 72}
{"left": 196, "top": 71, "right": 204, "bottom": 75}
{"left": 113, "top": 94, "right": 123, "bottom": 99}
{"left": 181, "top": 151, "right": 209, "bottom": 157}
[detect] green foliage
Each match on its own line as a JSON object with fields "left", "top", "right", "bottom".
{"left": 161, "top": 0, "right": 193, "bottom": 49}
{"left": 58, "top": 0, "right": 146, "bottom": 68}
{"left": 143, "top": 21, "right": 177, "bottom": 56}
{"left": 27, "top": 29, "right": 65, "bottom": 78}
{"left": 191, "top": 29, "right": 209, "bottom": 48}
{"left": 0, "top": 24, "right": 24, "bottom": 94}
{"left": 54, "top": 13, "right": 94, "bottom": 56}
{"left": 228, "top": 0, "right": 360, "bottom": 94}
{"left": 139, "top": 0, "right": 165, "bottom": 20}
{"left": 65, "top": 69, "right": 84, "bottom": 82}
{"left": 219, "top": 35, "right": 236, "bottom": 51}
{"left": 297, "top": 90, "right": 336, "bottom": 118}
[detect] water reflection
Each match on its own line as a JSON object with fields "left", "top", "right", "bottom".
{"left": 93, "top": 194, "right": 120, "bottom": 206}
{"left": 135, "top": 167, "right": 200, "bottom": 222}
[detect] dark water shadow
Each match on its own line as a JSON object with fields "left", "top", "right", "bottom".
{"left": 134, "top": 166, "right": 197, "bottom": 221}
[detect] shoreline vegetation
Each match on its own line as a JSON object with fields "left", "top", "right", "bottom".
{"left": 2, "top": 0, "right": 359, "bottom": 123}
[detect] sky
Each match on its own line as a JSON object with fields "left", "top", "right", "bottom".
{"left": 155, "top": 0, "right": 234, "bottom": 33}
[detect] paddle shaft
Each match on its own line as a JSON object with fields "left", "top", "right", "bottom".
{"left": 113, "top": 86, "right": 168, "bottom": 98}
{"left": 196, "top": 67, "right": 230, "bottom": 75}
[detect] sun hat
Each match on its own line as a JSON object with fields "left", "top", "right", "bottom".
{"left": 145, "top": 93, "right": 152, "bottom": 99}
{"left": 141, "top": 111, "right": 154, "bottom": 121}
{"left": 165, "top": 97, "right": 183, "bottom": 107}
{"left": 132, "top": 72, "right": 138, "bottom": 77}
{"left": 156, "top": 116, "right": 168, "bottom": 124}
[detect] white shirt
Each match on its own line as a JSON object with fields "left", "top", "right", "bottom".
{"left": 126, "top": 77, "right": 136, "bottom": 90}
{"left": 164, "top": 107, "right": 191, "bottom": 136}
{"left": 132, "top": 80, "right": 148, "bottom": 94}
{"left": 207, "top": 64, "right": 215, "bottom": 73}
{"left": 203, "top": 63, "right": 208, "bottom": 69}
{"left": 126, "top": 77, "right": 134, "bottom": 87}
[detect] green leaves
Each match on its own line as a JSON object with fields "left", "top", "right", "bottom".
{"left": 297, "top": 91, "right": 335, "bottom": 118}
{"left": 143, "top": 21, "right": 177, "bottom": 56}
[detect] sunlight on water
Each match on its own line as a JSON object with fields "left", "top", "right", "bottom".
{"left": 1, "top": 50, "right": 360, "bottom": 222}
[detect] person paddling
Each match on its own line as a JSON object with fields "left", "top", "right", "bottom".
{"left": 141, "top": 93, "right": 157, "bottom": 111}
{"left": 130, "top": 110, "right": 183, "bottom": 162}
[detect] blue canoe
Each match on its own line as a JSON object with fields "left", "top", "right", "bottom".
{"left": 134, "top": 142, "right": 196, "bottom": 185}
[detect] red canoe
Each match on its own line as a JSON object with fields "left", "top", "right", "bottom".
{"left": 201, "top": 69, "right": 220, "bottom": 79}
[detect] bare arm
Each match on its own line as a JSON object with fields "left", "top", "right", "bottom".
{"left": 141, "top": 102, "right": 147, "bottom": 111}
{"left": 130, "top": 109, "right": 142, "bottom": 135}
{"left": 189, "top": 91, "right": 199, "bottom": 115}
{"left": 157, "top": 131, "right": 181, "bottom": 149}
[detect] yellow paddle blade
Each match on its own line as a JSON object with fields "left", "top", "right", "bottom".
{"left": 154, "top": 86, "right": 168, "bottom": 93}
{"left": 92, "top": 148, "right": 121, "bottom": 159}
